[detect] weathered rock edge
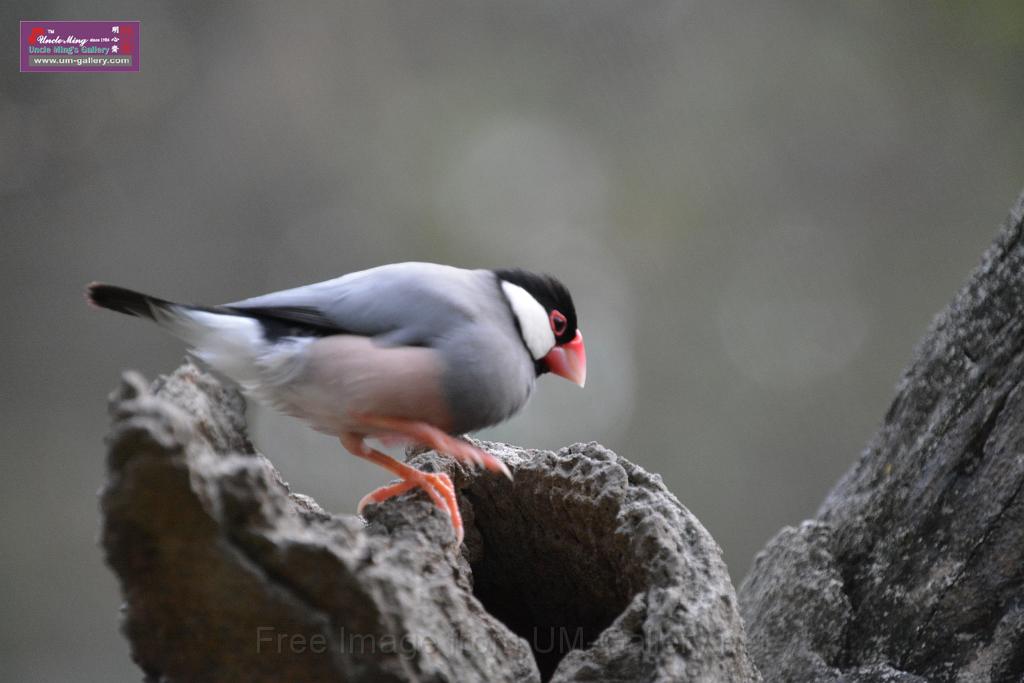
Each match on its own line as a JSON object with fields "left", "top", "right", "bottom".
{"left": 739, "top": 189, "right": 1024, "bottom": 681}
{"left": 101, "top": 363, "right": 759, "bottom": 682}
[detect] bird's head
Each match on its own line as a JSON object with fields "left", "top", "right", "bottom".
{"left": 495, "top": 268, "right": 587, "bottom": 388}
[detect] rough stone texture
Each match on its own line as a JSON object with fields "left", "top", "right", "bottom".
{"left": 739, "top": 189, "right": 1024, "bottom": 681}
{"left": 101, "top": 362, "right": 758, "bottom": 682}
{"left": 460, "top": 442, "right": 758, "bottom": 682}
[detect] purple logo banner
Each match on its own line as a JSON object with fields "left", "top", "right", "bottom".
{"left": 20, "top": 20, "right": 140, "bottom": 72}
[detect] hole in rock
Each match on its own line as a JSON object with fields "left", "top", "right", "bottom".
{"left": 464, "top": 472, "right": 639, "bottom": 681}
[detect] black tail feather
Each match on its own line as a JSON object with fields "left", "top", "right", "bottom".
{"left": 86, "top": 283, "right": 344, "bottom": 341}
{"left": 86, "top": 283, "right": 171, "bottom": 320}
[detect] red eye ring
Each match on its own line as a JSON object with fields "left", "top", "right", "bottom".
{"left": 550, "top": 310, "right": 568, "bottom": 337}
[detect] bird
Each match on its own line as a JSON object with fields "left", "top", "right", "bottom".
{"left": 86, "top": 262, "right": 586, "bottom": 544}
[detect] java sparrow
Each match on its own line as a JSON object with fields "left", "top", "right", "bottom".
{"left": 86, "top": 262, "right": 586, "bottom": 544}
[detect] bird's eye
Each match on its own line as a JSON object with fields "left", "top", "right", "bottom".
{"left": 550, "top": 310, "right": 568, "bottom": 337}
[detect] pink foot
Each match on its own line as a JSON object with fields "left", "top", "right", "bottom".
{"left": 357, "top": 470, "right": 463, "bottom": 544}
{"left": 354, "top": 414, "right": 512, "bottom": 480}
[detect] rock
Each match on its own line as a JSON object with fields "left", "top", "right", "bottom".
{"left": 739, "top": 189, "right": 1024, "bottom": 681}
{"left": 101, "top": 362, "right": 758, "bottom": 682}
{"left": 739, "top": 521, "right": 851, "bottom": 681}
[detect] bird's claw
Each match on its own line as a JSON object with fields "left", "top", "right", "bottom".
{"left": 357, "top": 470, "right": 463, "bottom": 544}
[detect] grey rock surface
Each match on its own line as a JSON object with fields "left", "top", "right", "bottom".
{"left": 101, "top": 362, "right": 758, "bottom": 682}
{"left": 739, "top": 189, "right": 1024, "bottom": 681}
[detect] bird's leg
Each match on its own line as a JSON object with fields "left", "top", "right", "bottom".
{"left": 341, "top": 433, "right": 463, "bottom": 544}
{"left": 352, "top": 414, "right": 512, "bottom": 480}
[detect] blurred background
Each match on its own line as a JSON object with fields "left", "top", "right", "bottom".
{"left": 3, "top": 1, "right": 1024, "bottom": 680}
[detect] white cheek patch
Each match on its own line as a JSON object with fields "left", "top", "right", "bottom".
{"left": 501, "top": 281, "right": 556, "bottom": 360}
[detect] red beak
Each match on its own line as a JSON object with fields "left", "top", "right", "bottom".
{"left": 542, "top": 330, "right": 587, "bottom": 387}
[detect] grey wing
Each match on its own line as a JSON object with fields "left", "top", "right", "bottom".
{"left": 226, "top": 262, "right": 495, "bottom": 346}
